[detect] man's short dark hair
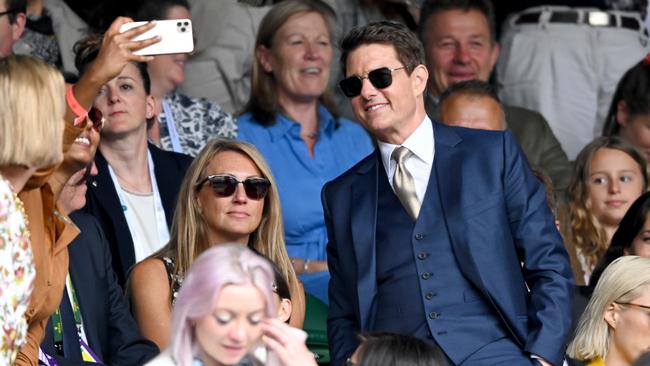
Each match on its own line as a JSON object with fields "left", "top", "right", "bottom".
{"left": 438, "top": 79, "right": 500, "bottom": 107}
{"left": 5, "top": 0, "right": 26, "bottom": 24}
{"left": 418, "top": 0, "right": 497, "bottom": 42}
{"left": 340, "top": 20, "right": 425, "bottom": 77}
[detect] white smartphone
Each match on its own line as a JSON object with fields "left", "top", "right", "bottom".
{"left": 119, "top": 19, "right": 194, "bottom": 56}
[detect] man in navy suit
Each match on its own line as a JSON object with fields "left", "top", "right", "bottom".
{"left": 323, "top": 21, "right": 573, "bottom": 366}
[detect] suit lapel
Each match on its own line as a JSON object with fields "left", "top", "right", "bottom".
{"left": 350, "top": 151, "right": 379, "bottom": 329}
{"left": 433, "top": 124, "right": 486, "bottom": 290}
{"left": 149, "top": 144, "right": 176, "bottom": 227}
{"left": 88, "top": 152, "right": 136, "bottom": 276}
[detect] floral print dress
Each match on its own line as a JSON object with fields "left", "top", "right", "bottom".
{"left": 0, "top": 176, "right": 36, "bottom": 364}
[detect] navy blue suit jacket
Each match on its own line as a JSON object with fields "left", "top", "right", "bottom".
{"left": 41, "top": 212, "right": 159, "bottom": 365}
{"left": 322, "top": 122, "right": 574, "bottom": 366}
{"left": 84, "top": 143, "right": 192, "bottom": 287}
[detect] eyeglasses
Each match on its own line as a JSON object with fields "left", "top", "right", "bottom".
{"left": 197, "top": 174, "right": 270, "bottom": 200}
{"left": 339, "top": 66, "right": 407, "bottom": 98}
{"left": 0, "top": 9, "right": 16, "bottom": 18}
{"left": 88, "top": 107, "right": 105, "bottom": 131}
{"left": 615, "top": 302, "right": 650, "bottom": 312}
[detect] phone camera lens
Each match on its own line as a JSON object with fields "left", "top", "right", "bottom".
{"left": 177, "top": 22, "right": 182, "bottom": 26}
{"left": 180, "top": 27, "right": 186, "bottom": 32}
{"left": 183, "top": 21, "right": 189, "bottom": 26}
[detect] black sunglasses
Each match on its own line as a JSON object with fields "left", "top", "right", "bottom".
{"left": 339, "top": 66, "right": 407, "bottom": 98}
{"left": 0, "top": 9, "right": 16, "bottom": 18}
{"left": 197, "top": 174, "right": 270, "bottom": 200}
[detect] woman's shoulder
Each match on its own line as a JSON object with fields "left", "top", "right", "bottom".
{"left": 236, "top": 112, "right": 275, "bottom": 142}
{"left": 149, "top": 144, "right": 194, "bottom": 169}
{"left": 129, "top": 257, "right": 169, "bottom": 287}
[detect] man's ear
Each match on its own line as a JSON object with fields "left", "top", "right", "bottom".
{"left": 11, "top": 12, "right": 26, "bottom": 42}
{"left": 488, "top": 42, "right": 500, "bottom": 72}
{"left": 411, "top": 64, "right": 429, "bottom": 96}
{"left": 604, "top": 303, "right": 619, "bottom": 330}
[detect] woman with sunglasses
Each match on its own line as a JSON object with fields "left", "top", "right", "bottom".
{"left": 237, "top": 0, "right": 373, "bottom": 304}
{"left": 128, "top": 138, "right": 305, "bottom": 349}
{"left": 74, "top": 35, "right": 194, "bottom": 288}
{"left": 568, "top": 256, "right": 650, "bottom": 366}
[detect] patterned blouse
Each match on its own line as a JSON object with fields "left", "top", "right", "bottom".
{"left": 0, "top": 177, "right": 36, "bottom": 365}
{"left": 160, "top": 257, "right": 183, "bottom": 306}
{"left": 159, "top": 92, "right": 237, "bottom": 157}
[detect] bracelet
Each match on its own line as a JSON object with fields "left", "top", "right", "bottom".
{"left": 65, "top": 85, "right": 88, "bottom": 126}
{"left": 303, "top": 259, "right": 310, "bottom": 273}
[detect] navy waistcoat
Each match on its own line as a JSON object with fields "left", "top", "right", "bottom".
{"left": 374, "top": 159, "right": 508, "bottom": 364}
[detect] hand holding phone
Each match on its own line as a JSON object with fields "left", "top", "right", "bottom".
{"left": 119, "top": 19, "right": 194, "bottom": 56}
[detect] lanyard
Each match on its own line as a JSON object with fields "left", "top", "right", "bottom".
{"left": 107, "top": 150, "right": 170, "bottom": 260}
{"left": 162, "top": 98, "right": 183, "bottom": 153}
{"left": 47, "top": 274, "right": 102, "bottom": 363}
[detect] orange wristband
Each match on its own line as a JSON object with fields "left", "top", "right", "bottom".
{"left": 65, "top": 85, "right": 88, "bottom": 126}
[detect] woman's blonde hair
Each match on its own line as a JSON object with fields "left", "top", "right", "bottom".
{"left": 568, "top": 256, "right": 650, "bottom": 360}
{"left": 561, "top": 136, "right": 647, "bottom": 271}
{"left": 0, "top": 55, "right": 64, "bottom": 169}
{"left": 156, "top": 138, "right": 299, "bottom": 304}
{"left": 243, "top": 0, "right": 338, "bottom": 124}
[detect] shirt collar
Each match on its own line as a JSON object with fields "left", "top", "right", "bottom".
{"left": 378, "top": 115, "right": 434, "bottom": 173}
{"left": 268, "top": 104, "right": 336, "bottom": 142}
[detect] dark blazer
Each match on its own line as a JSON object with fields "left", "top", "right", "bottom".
{"left": 322, "top": 122, "right": 574, "bottom": 366}
{"left": 84, "top": 143, "right": 193, "bottom": 287}
{"left": 41, "top": 212, "right": 159, "bottom": 365}
{"left": 426, "top": 97, "right": 572, "bottom": 193}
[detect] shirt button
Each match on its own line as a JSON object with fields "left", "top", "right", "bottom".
{"left": 429, "top": 311, "right": 439, "bottom": 319}
{"left": 415, "top": 233, "right": 424, "bottom": 240}
{"left": 421, "top": 272, "right": 431, "bottom": 280}
{"left": 417, "top": 252, "right": 428, "bottom": 260}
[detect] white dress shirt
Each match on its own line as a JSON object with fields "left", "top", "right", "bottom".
{"left": 378, "top": 116, "right": 434, "bottom": 203}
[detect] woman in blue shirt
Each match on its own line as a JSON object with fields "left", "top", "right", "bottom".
{"left": 237, "top": 0, "right": 373, "bottom": 304}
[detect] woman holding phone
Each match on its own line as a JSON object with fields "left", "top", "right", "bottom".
{"left": 74, "top": 35, "right": 193, "bottom": 287}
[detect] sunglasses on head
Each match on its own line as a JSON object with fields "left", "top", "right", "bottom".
{"left": 88, "top": 107, "right": 105, "bottom": 132}
{"left": 197, "top": 174, "right": 271, "bottom": 200}
{"left": 339, "top": 66, "right": 407, "bottom": 98}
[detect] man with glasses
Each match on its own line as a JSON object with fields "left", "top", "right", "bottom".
{"left": 323, "top": 21, "right": 573, "bottom": 366}
{"left": 0, "top": 0, "right": 26, "bottom": 57}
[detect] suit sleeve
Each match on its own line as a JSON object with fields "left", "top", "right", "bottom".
{"left": 322, "top": 183, "right": 360, "bottom": 366}
{"left": 92, "top": 219, "right": 160, "bottom": 365}
{"left": 502, "top": 131, "right": 574, "bottom": 366}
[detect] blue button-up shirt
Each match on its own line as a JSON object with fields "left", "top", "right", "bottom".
{"left": 238, "top": 105, "right": 374, "bottom": 303}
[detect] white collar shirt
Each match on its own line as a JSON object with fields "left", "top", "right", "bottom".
{"left": 378, "top": 116, "right": 435, "bottom": 203}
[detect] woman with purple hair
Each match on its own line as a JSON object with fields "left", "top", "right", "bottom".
{"left": 145, "top": 244, "right": 316, "bottom": 366}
